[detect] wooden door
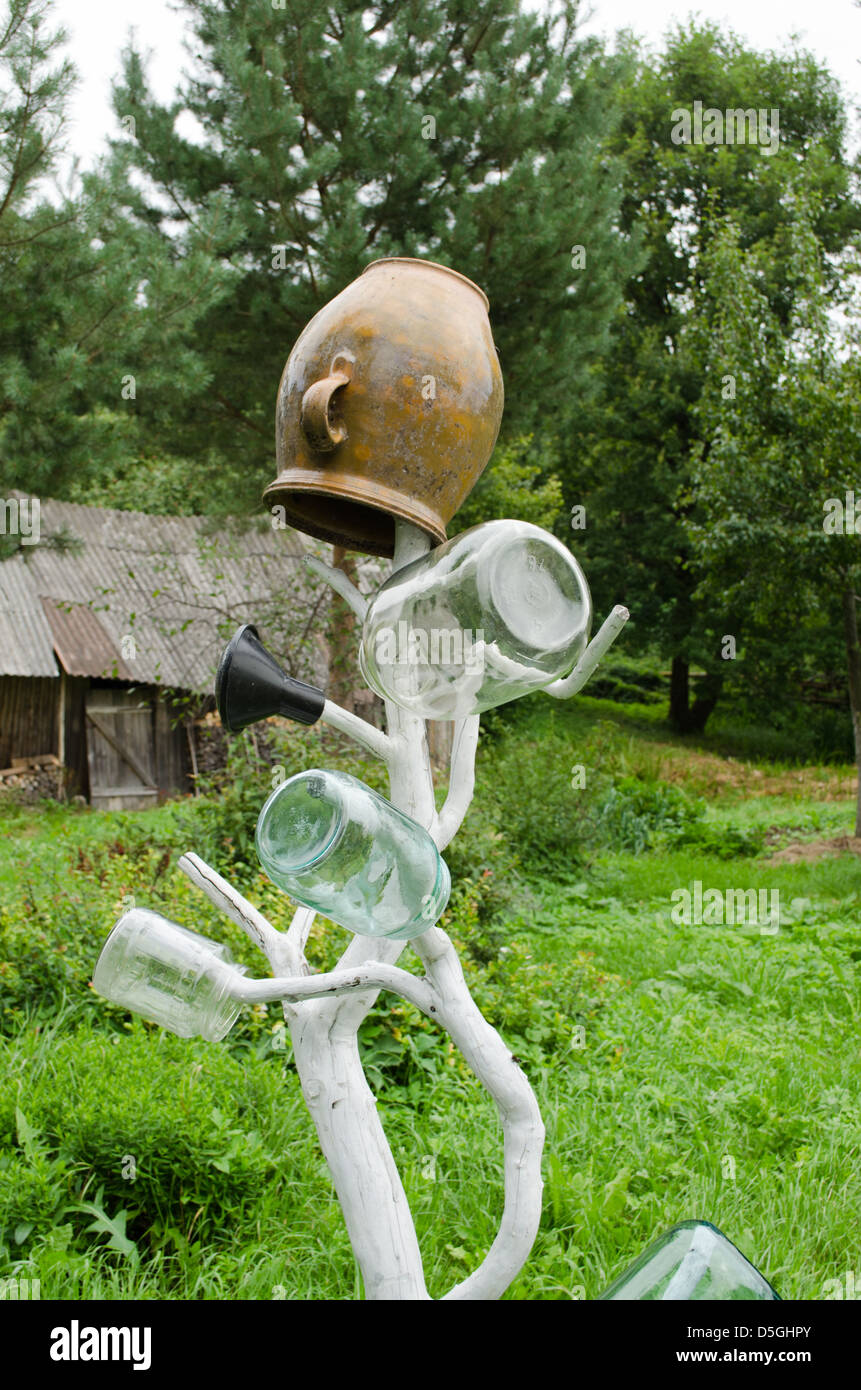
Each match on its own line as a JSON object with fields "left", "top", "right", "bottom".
{"left": 85, "top": 688, "right": 158, "bottom": 810}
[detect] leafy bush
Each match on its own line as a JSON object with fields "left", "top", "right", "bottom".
{"left": 474, "top": 716, "right": 750, "bottom": 869}
{"left": 358, "top": 934, "right": 626, "bottom": 1094}
{"left": 449, "top": 434, "right": 564, "bottom": 535}
{"left": 0, "top": 833, "right": 300, "bottom": 1034}
{"left": 440, "top": 809, "right": 522, "bottom": 960}
{"left": 476, "top": 724, "right": 606, "bottom": 870}
{"left": 463, "top": 940, "right": 626, "bottom": 1071}
{"left": 469, "top": 709, "right": 770, "bottom": 872}
{"left": 0, "top": 1022, "right": 304, "bottom": 1267}
{"left": 177, "top": 726, "right": 319, "bottom": 877}
{"left": 593, "top": 777, "right": 703, "bottom": 854}
{"left": 671, "top": 818, "right": 765, "bottom": 859}
{"left": 580, "top": 656, "right": 667, "bottom": 707}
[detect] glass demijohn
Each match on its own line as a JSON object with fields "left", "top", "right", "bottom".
{"left": 256, "top": 768, "right": 450, "bottom": 940}
{"left": 359, "top": 519, "right": 593, "bottom": 720}
{"left": 598, "top": 1221, "right": 781, "bottom": 1301}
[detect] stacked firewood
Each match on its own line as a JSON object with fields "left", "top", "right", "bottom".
{"left": 0, "top": 754, "right": 64, "bottom": 802}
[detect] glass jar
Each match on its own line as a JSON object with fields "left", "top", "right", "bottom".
{"left": 358, "top": 519, "right": 592, "bottom": 719}
{"left": 598, "top": 1221, "right": 781, "bottom": 1300}
{"left": 256, "top": 769, "right": 450, "bottom": 940}
{"left": 92, "top": 908, "right": 247, "bottom": 1041}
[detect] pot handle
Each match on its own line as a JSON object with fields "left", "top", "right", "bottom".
{"left": 301, "top": 351, "right": 355, "bottom": 452}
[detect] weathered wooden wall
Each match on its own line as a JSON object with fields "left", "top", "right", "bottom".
{"left": 0, "top": 676, "right": 191, "bottom": 805}
{"left": 0, "top": 676, "right": 57, "bottom": 767}
{"left": 155, "top": 694, "right": 191, "bottom": 800}
{"left": 63, "top": 674, "right": 90, "bottom": 799}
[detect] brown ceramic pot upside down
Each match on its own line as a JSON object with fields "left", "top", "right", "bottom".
{"left": 264, "top": 257, "right": 504, "bottom": 558}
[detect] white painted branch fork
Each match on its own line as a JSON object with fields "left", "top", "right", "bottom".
{"left": 180, "top": 521, "right": 628, "bottom": 1300}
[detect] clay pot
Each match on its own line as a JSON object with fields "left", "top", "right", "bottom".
{"left": 264, "top": 258, "right": 504, "bottom": 558}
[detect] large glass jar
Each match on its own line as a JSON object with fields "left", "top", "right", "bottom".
{"left": 256, "top": 769, "right": 450, "bottom": 940}
{"left": 358, "top": 520, "right": 592, "bottom": 719}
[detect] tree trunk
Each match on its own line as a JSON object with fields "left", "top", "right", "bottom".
{"left": 427, "top": 720, "right": 454, "bottom": 770}
{"left": 669, "top": 657, "right": 722, "bottom": 734}
{"left": 327, "top": 546, "right": 359, "bottom": 714}
{"left": 841, "top": 587, "right": 861, "bottom": 837}
{"left": 289, "top": 1008, "right": 429, "bottom": 1299}
{"left": 669, "top": 656, "right": 690, "bottom": 732}
{"left": 688, "top": 670, "right": 724, "bottom": 733}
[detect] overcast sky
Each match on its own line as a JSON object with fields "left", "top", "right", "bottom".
{"left": 52, "top": 0, "right": 861, "bottom": 171}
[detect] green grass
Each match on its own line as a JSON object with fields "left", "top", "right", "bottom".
{"left": 495, "top": 683, "right": 853, "bottom": 770}
{"left": 1, "top": 703, "right": 860, "bottom": 1300}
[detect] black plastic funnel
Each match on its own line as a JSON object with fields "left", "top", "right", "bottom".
{"left": 215, "top": 624, "right": 325, "bottom": 732}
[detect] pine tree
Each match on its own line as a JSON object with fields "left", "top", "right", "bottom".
{"left": 0, "top": 0, "right": 232, "bottom": 507}
{"left": 106, "top": 0, "right": 637, "bottom": 515}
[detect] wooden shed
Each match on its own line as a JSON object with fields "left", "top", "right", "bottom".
{"left": 0, "top": 498, "right": 329, "bottom": 809}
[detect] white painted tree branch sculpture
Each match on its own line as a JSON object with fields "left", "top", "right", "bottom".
{"left": 179, "top": 520, "right": 628, "bottom": 1300}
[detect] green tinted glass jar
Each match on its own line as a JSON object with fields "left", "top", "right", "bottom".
{"left": 599, "top": 1222, "right": 781, "bottom": 1300}
{"left": 256, "top": 769, "right": 450, "bottom": 940}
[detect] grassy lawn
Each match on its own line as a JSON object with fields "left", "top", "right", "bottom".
{"left": 1, "top": 698, "right": 859, "bottom": 1300}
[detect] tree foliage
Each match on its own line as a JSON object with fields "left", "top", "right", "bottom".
{"left": 689, "top": 184, "right": 861, "bottom": 811}
{"left": 565, "top": 21, "right": 861, "bottom": 730}
{"left": 101, "top": 0, "right": 637, "bottom": 514}
{"left": 0, "top": 0, "right": 232, "bottom": 506}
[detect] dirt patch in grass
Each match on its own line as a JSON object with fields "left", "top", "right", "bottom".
{"left": 768, "top": 835, "right": 861, "bottom": 864}
{"left": 653, "top": 749, "right": 856, "bottom": 801}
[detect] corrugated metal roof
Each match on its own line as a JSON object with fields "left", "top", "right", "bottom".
{"left": 0, "top": 498, "right": 331, "bottom": 693}
{"left": 41, "top": 598, "right": 135, "bottom": 680}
